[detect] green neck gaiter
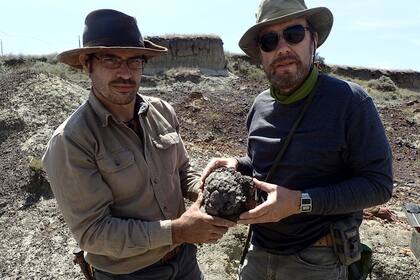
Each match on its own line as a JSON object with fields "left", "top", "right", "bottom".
{"left": 270, "top": 67, "right": 319, "bottom": 104}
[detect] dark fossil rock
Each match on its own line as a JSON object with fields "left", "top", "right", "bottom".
{"left": 203, "top": 167, "right": 256, "bottom": 221}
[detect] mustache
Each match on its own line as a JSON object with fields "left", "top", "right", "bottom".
{"left": 110, "top": 78, "right": 136, "bottom": 85}
{"left": 270, "top": 55, "right": 298, "bottom": 67}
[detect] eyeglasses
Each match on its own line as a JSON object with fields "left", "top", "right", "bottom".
{"left": 92, "top": 55, "right": 145, "bottom": 70}
{"left": 258, "top": 24, "right": 311, "bottom": 53}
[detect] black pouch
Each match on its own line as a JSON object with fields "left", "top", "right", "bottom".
{"left": 348, "top": 243, "right": 374, "bottom": 280}
{"left": 330, "top": 217, "right": 362, "bottom": 266}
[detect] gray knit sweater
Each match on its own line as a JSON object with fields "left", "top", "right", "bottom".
{"left": 237, "top": 74, "right": 393, "bottom": 254}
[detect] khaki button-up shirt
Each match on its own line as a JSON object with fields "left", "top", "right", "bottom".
{"left": 42, "top": 92, "right": 200, "bottom": 274}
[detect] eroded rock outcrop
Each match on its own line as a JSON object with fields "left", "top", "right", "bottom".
{"left": 145, "top": 35, "right": 227, "bottom": 75}
{"left": 327, "top": 65, "right": 420, "bottom": 90}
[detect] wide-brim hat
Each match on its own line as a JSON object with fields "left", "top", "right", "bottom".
{"left": 57, "top": 9, "right": 167, "bottom": 69}
{"left": 239, "top": 0, "right": 333, "bottom": 60}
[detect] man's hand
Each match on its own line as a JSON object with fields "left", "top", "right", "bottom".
{"left": 201, "top": 157, "right": 238, "bottom": 183}
{"left": 238, "top": 178, "right": 301, "bottom": 224}
{"left": 172, "top": 193, "right": 236, "bottom": 244}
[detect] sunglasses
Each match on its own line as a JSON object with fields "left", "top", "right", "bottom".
{"left": 93, "top": 55, "right": 145, "bottom": 70}
{"left": 258, "top": 24, "right": 311, "bottom": 53}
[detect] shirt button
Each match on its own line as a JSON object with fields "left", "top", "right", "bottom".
{"left": 114, "top": 160, "right": 120, "bottom": 166}
{"left": 153, "top": 178, "right": 159, "bottom": 184}
{"left": 163, "top": 206, "right": 168, "bottom": 211}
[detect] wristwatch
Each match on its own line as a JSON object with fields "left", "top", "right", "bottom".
{"left": 300, "top": 192, "right": 312, "bottom": 213}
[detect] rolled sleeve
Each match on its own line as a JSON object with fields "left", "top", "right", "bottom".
{"left": 149, "top": 220, "right": 172, "bottom": 248}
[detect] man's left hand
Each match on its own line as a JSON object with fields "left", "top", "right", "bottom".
{"left": 238, "top": 178, "right": 301, "bottom": 224}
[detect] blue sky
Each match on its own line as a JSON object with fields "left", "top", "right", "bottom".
{"left": 1, "top": 0, "right": 419, "bottom": 71}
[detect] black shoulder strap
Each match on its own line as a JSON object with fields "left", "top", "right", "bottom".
{"left": 239, "top": 87, "right": 317, "bottom": 267}
{"left": 265, "top": 87, "right": 316, "bottom": 183}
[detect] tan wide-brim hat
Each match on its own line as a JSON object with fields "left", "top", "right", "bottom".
{"left": 239, "top": 0, "right": 333, "bottom": 60}
{"left": 57, "top": 9, "right": 167, "bottom": 69}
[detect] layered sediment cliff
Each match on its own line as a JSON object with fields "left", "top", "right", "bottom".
{"left": 144, "top": 35, "right": 227, "bottom": 75}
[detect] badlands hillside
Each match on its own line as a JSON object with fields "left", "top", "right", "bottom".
{"left": 0, "top": 36, "right": 419, "bottom": 279}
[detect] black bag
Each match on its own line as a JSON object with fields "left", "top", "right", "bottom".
{"left": 330, "top": 217, "right": 374, "bottom": 280}
{"left": 330, "top": 218, "right": 361, "bottom": 266}
{"left": 348, "top": 243, "right": 374, "bottom": 280}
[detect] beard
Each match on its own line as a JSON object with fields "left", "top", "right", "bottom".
{"left": 263, "top": 53, "right": 310, "bottom": 93}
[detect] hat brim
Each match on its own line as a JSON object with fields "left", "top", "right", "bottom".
{"left": 239, "top": 7, "right": 333, "bottom": 60}
{"left": 57, "top": 40, "right": 167, "bottom": 69}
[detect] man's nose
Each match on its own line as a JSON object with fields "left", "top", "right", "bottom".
{"left": 274, "top": 36, "right": 291, "bottom": 53}
{"left": 116, "top": 62, "right": 132, "bottom": 78}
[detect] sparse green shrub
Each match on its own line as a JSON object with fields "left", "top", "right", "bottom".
{"left": 25, "top": 157, "right": 52, "bottom": 198}
{"left": 368, "top": 75, "right": 398, "bottom": 92}
{"left": 226, "top": 56, "right": 266, "bottom": 82}
{"left": 32, "top": 61, "right": 75, "bottom": 79}
{"left": 3, "top": 56, "right": 26, "bottom": 67}
{"left": 210, "top": 112, "right": 221, "bottom": 122}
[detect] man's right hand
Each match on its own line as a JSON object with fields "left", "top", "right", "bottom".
{"left": 171, "top": 193, "right": 236, "bottom": 244}
{"left": 200, "top": 157, "right": 238, "bottom": 183}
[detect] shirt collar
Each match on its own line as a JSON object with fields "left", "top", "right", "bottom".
{"left": 88, "top": 90, "right": 149, "bottom": 127}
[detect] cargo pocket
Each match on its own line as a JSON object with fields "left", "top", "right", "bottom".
{"left": 152, "top": 131, "right": 179, "bottom": 174}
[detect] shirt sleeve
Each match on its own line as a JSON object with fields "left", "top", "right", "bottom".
{"left": 237, "top": 100, "right": 256, "bottom": 176}
{"left": 307, "top": 97, "right": 393, "bottom": 215}
{"left": 237, "top": 155, "right": 253, "bottom": 176}
{"left": 168, "top": 103, "right": 201, "bottom": 201}
{"left": 42, "top": 131, "right": 173, "bottom": 258}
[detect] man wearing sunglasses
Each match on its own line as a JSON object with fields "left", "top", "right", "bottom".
{"left": 202, "top": 0, "right": 393, "bottom": 279}
{"left": 42, "top": 9, "right": 235, "bottom": 280}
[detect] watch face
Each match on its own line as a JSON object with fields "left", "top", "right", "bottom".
{"left": 302, "top": 198, "right": 311, "bottom": 204}
{"left": 301, "top": 205, "right": 311, "bottom": 212}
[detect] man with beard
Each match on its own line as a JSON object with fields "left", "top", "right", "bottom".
{"left": 202, "top": 0, "right": 393, "bottom": 279}
{"left": 42, "top": 9, "right": 234, "bottom": 280}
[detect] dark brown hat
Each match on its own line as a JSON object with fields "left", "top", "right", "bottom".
{"left": 57, "top": 9, "right": 167, "bottom": 68}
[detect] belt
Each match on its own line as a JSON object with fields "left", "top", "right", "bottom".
{"left": 161, "top": 246, "right": 181, "bottom": 263}
{"left": 313, "top": 233, "right": 333, "bottom": 247}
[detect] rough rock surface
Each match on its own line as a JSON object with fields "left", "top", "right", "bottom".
{"left": 203, "top": 168, "right": 256, "bottom": 221}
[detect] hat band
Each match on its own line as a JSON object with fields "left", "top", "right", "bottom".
{"left": 84, "top": 38, "right": 145, "bottom": 48}
{"left": 258, "top": 8, "right": 303, "bottom": 23}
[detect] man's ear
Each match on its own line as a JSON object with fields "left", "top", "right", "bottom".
{"left": 79, "top": 54, "right": 91, "bottom": 73}
{"left": 312, "top": 32, "right": 319, "bottom": 50}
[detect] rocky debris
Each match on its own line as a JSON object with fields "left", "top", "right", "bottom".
{"left": 364, "top": 207, "right": 398, "bottom": 223}
{"left": 203, "top": 168, "right": 256, "bottom": 221}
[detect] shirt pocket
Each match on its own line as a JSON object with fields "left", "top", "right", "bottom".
{"left": 96, "top": 150, "right": 139, "bottom": 200}
{"left": 152, "top": 131, "right": 180, "bottom": 149}
{"left": 97, "top": 149, "right": 135, "bottom": 173}
{"left": 152, "top": 131, "right": 180, "bottom": 174}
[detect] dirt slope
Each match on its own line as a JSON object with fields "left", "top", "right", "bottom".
{"left": 0, "top": 59, "right": 419, "bottom": 279}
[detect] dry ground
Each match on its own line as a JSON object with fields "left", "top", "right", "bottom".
{"left": 0, "top": 58, "right": 419, "bottom": 279}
